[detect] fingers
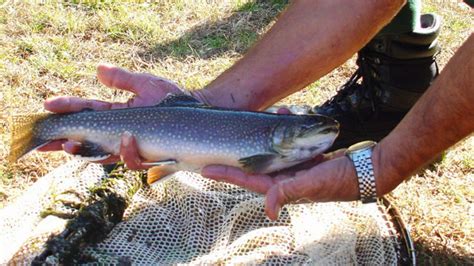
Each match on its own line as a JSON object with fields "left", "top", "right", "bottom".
{"left": 264, "top": 157, "right": 359, "bottom": 220}
{"left": 119, "top": 131, "right": 147, "bottom": 170}
{"left": 265, "top": 176, "right": 309, "bottom": 220}
{"left": 97, "top": 63, "right": 183, "bottom": 107}
{"left": 44, "top": 64, "right": 152, "bottom": 114}
{"left": 277, "top": 107, "right": 292, "bottom": 114}
{"left": 37, "top": 131, "right": 146, "bottom": 170}
{"left": 46, "top": 64, "right": 185, "bottom": 114}
{"left": 62, "top": 141, "right": 81, "bottom": 154}
{"left": 44, "top": 96, "right": 112, "bottom": 113}
{"left": 269, "top": 155, "right": 324, "bottom": 177}
{"left": 201, "top": 165, "right": 275, "bottom": 194}
{"left": 97, "top": 63, "right": 147, "bottom": 94}
{"left": 37, "top": 139, "right": 120, "bottom": 164}
{"left": 37, "top": 140, "right": 81, "bottom": 154}
{"left": 37, "top": 140, "right": 68, "bottom": 152}
{"left": 323, "top": 148, "right": 346, "bottom": 161}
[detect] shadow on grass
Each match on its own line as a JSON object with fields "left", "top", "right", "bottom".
{"left": 415, "top": 242, "right": 473, "bottom": 265}
{"left": 138, "top": 0, "right": 289, "bottom": 61}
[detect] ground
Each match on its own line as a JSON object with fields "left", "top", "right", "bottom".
{"left": 0, "top": 1, "right": 472, "bottom": 264}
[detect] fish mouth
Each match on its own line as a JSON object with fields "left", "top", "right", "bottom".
{"left": 276, "top": 121, "right": 339, "bottom": 162}
{"left": 316, "top": 124, "right": 339, "bottom": 135}
{"left": 295, "top": 118, "right": 339, "bottom": 152}
{"left": 271, "top": 115, "right": 340, "bottom": 157}
{"left": 300, "top": 119, "right": 339, "bottom": 138}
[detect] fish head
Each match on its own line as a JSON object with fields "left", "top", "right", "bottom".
{"left": 272, "top": 115, "right": 339, "bottom": 161}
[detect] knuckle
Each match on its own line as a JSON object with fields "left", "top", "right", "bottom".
{"left": 279, "top": 179, "right": 300, "bottom": 204}
{"left": 276, "top": 183, "right": 290, "bottom": 205}
{"left": 84, "top": 99, "right": 94, "bottom": 109}
{"left": 222, "top": 166, "right": 230, "bottom": 178}
{"left": 125, "top": 159, "right": 139, "bottom": 170}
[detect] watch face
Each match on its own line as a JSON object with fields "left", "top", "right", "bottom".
{"left": 348, "top": 141, "right": 377, "bottom": 153}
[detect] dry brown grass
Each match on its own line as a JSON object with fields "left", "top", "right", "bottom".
{"left": 0, "top": 0, "right": 472, "bottom": 263}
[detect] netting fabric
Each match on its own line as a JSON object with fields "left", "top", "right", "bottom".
{"left": 0, "top": 160, "right": 401, "bottom": 264}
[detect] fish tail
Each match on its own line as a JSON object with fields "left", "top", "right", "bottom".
{"left": 8, "top": 113, "right": 51, "bottom": 163}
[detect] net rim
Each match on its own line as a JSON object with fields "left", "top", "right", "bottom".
{"left": 379, "top": 196, "right": 416, "bottom": 265}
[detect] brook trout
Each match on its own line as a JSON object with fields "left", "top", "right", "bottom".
{"left": 9, "top": 94, "right": 339, "bottom": 180}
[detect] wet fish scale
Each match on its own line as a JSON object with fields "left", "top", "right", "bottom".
{"left": 43, "top": 107, "right": 276, "bottom": 158}
{"left": 9, "top": 94, "right": 339, "bottom": 174}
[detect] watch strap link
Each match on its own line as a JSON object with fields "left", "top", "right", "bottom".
{"left": 350, "top": 149, "right": 377, "bottom": 203}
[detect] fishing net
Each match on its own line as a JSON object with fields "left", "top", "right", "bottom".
{"left": 0, "top": 159, "right": 410, "bottom": 265}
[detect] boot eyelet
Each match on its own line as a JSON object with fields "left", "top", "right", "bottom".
{"left": 375, "top": 43, "right": 385, "bottom": 52}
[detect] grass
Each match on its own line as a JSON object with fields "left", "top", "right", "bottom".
{"left": 0, "top": 0, "right": 472, "bottom": 264}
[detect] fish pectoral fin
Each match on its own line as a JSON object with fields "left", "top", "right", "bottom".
{"left": 238, "top": 153, "right": 279, "bottom": 173}
{"left": 78, "top": 108, "right": 95, "bottom": 112}
{"left": 147, "top": 166, "right": 176, "bottom": 185}
{"left": 143, "top": 159, "right": 177, "bottom": 184}
{"left": 73, "top": 141, "right": 111, "bottom": 162}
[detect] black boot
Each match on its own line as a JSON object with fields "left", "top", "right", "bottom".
{"left": 313, "top": 13, "right": 441, "bottom": 151}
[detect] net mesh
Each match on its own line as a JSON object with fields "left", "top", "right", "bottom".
{"left": 0, "top": 160, "right": 402, "bottom": 265}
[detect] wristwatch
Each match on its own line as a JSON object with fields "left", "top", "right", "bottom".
{"left": 345, "top": 141, "right": 378, "bottom": 203}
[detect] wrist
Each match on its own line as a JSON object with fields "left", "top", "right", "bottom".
{"left": 339, "top": 156, "right": 362, "bottom": 201}
{"left": 371, "top": 141, "right": 407, "bottom": 196}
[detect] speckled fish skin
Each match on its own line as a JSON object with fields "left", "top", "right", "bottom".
{"left": 16, "top": 96, "right": 339, "bottom": 173}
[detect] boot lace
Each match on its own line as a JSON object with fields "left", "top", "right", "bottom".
{"left": 320, "top": 53, "right": 380, "bottom": 112}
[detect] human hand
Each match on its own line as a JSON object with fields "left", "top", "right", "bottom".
{"left": 201, "top": 149, "right": 361, "bottom": 220}
{"left": 38, "top": 63, "right": 185, "bottom": 169}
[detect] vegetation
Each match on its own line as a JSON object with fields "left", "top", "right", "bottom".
{"left": 0, "top": 1, "right": 472, "bottom": 263}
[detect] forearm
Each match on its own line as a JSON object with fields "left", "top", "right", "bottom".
{"left": 195, "top": 0, "right": 405, "bottom": 110}
{"left": 374, "top": 34, "right": 474, "bottom": 195}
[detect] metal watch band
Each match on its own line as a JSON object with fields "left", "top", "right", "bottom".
{"left": 346, "top": 141, "right": 377, "bottom": 203}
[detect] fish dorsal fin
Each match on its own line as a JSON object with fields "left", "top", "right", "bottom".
{"left": 80, "top": 108, "right": 95, "bottom": 112}
{"left": 155, "top": 93, "right": 205, "bottom": 107}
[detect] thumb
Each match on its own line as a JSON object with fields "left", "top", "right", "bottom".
{"left": 323, "top": 148, "right": 346, "bottom": 161}
{"left": 266, "top": 157, "right": 361, "bottom": 220}
{"left": 97, "top": 63, "right": 143, "bottom": 94}
{"left": 264, "top": 177, "right": 306, "bottom": 220}
{"left": 265, "top": 184, "right": 283, "bottom": 221}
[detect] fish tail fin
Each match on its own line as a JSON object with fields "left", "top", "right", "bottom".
{"left": 8, "top": 113, "right": 51, "bottom": 163}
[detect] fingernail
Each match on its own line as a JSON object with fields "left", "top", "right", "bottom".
{"left": 45, "top": 96, "right": 68, "bottom": 111}
{"left": 97, "top": 63, "right": 114, "bottom": 72}
{"left": 271, "top": 205, "right": 281, "bottom": 221}
{"left": 122, "top": 131, "right": 132, "bottom": 146}
{"left": 63, "top": 141, "right": 81, "bottom": 154}
{"left": 70, "top": 140, "right": 82, "bottom": 146}
{"left": 44, "top": 98, "right": 52, "bottom": 108}
{"left": 277, "top": 107, "right": 291, "bottom": 115}
{"left": 135, "top": 158, "right": 142, "bottom": 168}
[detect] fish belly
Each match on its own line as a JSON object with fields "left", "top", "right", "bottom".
{"left": 137, "top": 138, "right": 251, "bottom": 172}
